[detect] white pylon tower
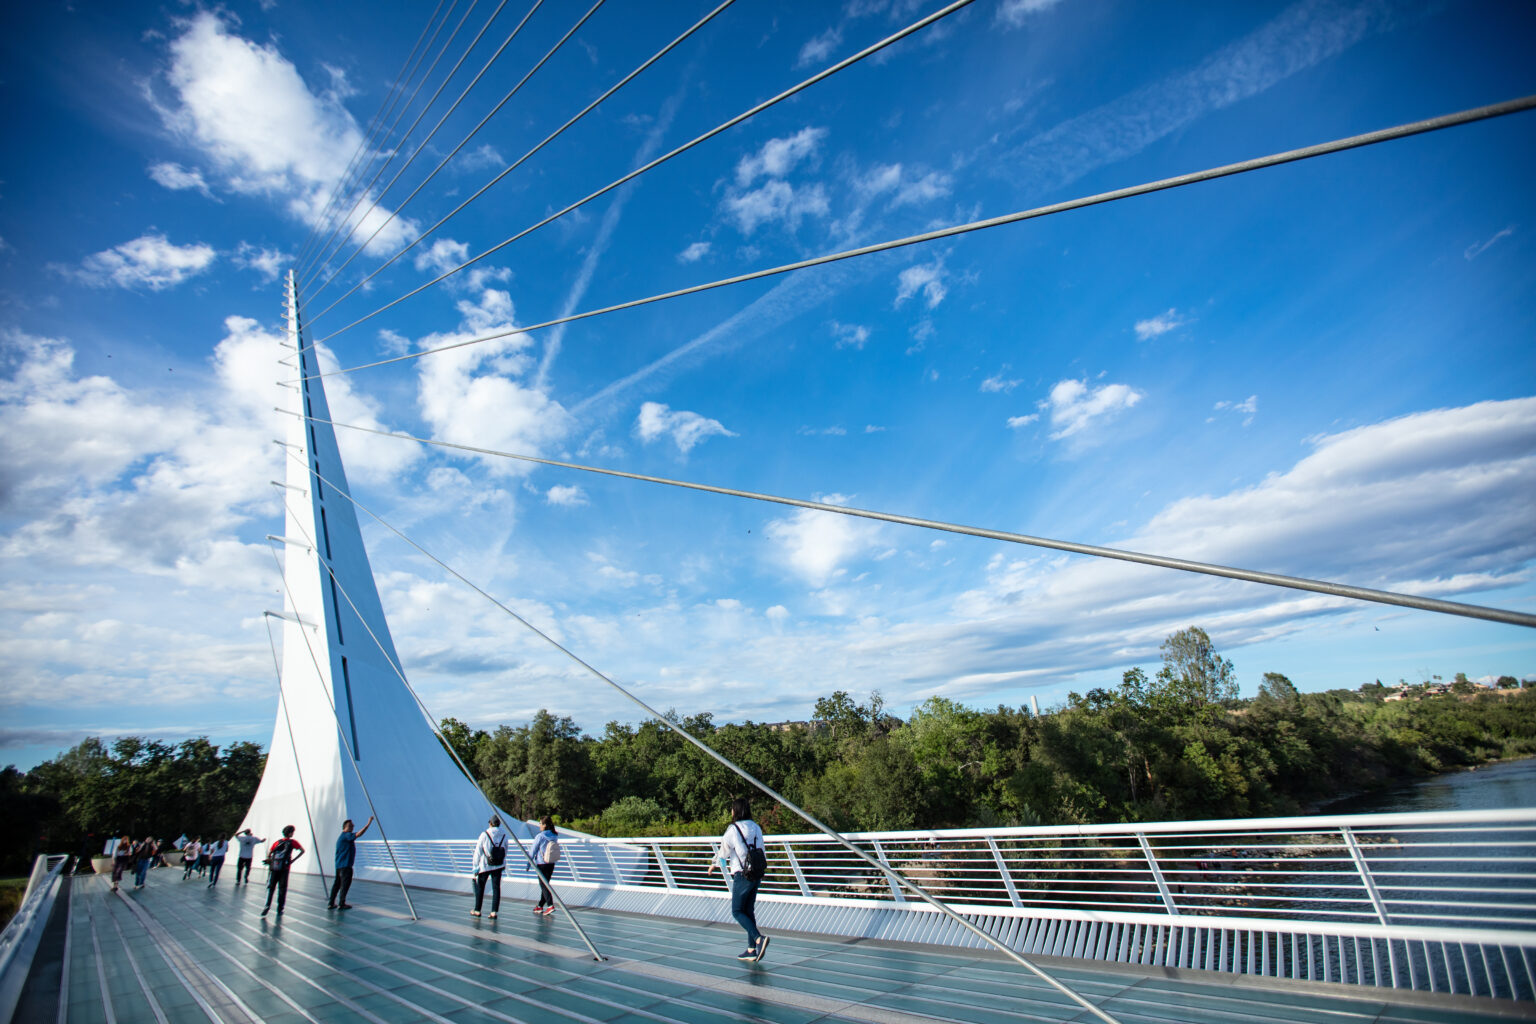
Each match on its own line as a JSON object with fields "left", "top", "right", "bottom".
{"left": 239, "top": 271, "right": 516, "bottom": 876}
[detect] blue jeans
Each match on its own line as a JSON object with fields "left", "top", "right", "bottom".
{"left": 729, "top": 873, "right": 760, "bottom": 944}
{"left": 134, "top": 859, "right": 151, "bottom": 886}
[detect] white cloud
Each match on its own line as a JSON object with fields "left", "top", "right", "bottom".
{"left": 1041, "top": 378, "right": 1143, "bottom": 439}
{"left": 1465, "top": 225, "right": 1515, "bottom": 261}
{"left": 997, "top": 0, "right": 1065, "bottom": 27}
{"left": 413, "top": 238, "right": 471, "bottom": 276}
{"left": 723, "top": 180, "right": 830, "bottom": 235}
{"left": 995, "top": 1, "right": 1400, "bottom": 196}
{"left": 68, "top": 233, "right": 216, "bottom": 291}
{"left": 1006, "top": 413, "right": 1039, "bottom": 429}
{"left": 1213, "top": 394, "right": 1258, "bottom": 426}
{"left": 635, "top": 402, "right": 737, "bottom": 454}
{"left": 853, "top": 163, "right": 952, "bottom": 209}
{"left": 677, "top": 241, "right": 711, "bottom": 263}
{"left": 157, "top": 12, "right": 416, "bottom": 251}
{"left": 148, "top": 161, "right": 214, "bottom": 198}
{"left": 830, "top": 321, "right": 870, "bottom": 349}
{"left": 981, "top": 373, "right": 1022, "bottom": 393}
{"left": 797, "top": 27, "right": 842, "bottom": 68}
{"left": 233, "top": 243, "right": 287, "bottom": 283}
{"left": 1134, "top": 308, "right": 1190, "bottom": 340}
{"left": 895, "top": 260, "right": 947, "bottom": 309}
{"left": 547, "top": 485, "right": 587, "bottom": 507}
{"left": 765, "top": 495, "right": 881, "bottom": 588}
{"left": 414, "top": 289, "right": 573, "bottom": 475}
{"left": 735, "top": 127, "right": 827, "bottom": 187}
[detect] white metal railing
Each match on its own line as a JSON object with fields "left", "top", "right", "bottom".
{"left": 0, "top": 853, "right": 69, "bottom": 1022}
{"left": 358, "top": 808, "right": 1536, "bottom": 1000}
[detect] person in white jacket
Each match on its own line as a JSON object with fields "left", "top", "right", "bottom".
{"left": 470, "top": 814, "right": 511, "bottom": 919}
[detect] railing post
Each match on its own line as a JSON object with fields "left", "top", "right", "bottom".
{"left": 1136, "top": 833, "right": 1180, "bottom": 916}
{"left": 783, "top": 842, "right": 812, "bottom": 897}
{"left": 871, "top": 839, "right": 905, "bottom": 902}
{"left": 1340, "top": 827, "right": 1391, "bottom": 926}
{"left": 986, "top": 836, "right": 1023, "bottom": 909}
{"left": 652, "top": 843, "right": 678, "bottom": 890}
{"left": 564, "top": 840, "right": 583, "bottom": 883}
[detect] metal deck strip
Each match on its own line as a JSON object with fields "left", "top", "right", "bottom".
{"left": 266, "top": 900, "right": 829, "bottom": 1024}
{"left": 353, "top": 914, "right": 828, "bottom": 1024}
{"left": 101, "top": 899, "right": 172, "bottom": 1024}
{"left": 309, "top": 882, "right": 1492, "bottom": 1024}
{"left": 111, "top": 886, "right": 257, "bottom": 1023}
{"left": 68, "top": 869, "right": 1536, "bottom": 1024}
{"left": 55, "top": 876, "right": 72, "bottom": 1024}
{"left": 149, "top": 885, "right": 340, "bottom": 1024}
{"left": 84, "top": 900, "right": 117, "bottom": 1024}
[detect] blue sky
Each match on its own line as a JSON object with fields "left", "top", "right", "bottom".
{"left": 2, "top": 0, "right": 1533, "bottom": 772}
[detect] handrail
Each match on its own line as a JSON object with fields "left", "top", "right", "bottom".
{"left": 0, "top": 853, "right": 69, "bottom": 1022}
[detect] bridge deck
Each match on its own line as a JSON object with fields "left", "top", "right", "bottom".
{"left": 39, "top": 869, "right": 1525, "bottom": 1024}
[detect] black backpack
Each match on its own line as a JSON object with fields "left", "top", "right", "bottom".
{"left": 486, "top": 831, "right": 505, "bottom": 868}
{"left": 268, "top": 839, "right": 294, "bottom": 870}
{"left": 732, "top": 823, "right": 767, "bottom": 882}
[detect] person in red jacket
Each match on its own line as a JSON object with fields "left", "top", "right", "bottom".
{"left": 260, "top": 825, "right": 306, "bottom": 918}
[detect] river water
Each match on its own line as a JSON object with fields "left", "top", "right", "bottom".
{"left": 1320, "top": 756, "right": 1536, "bottom": 814}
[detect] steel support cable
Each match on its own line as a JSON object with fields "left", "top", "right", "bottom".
{"left": 261, "top": 613, "right": 332, "bottom": 895}
{"left": 299, "top": 0, "right": 516, "bottom": 284}
{"left": 302, "top": 2, "right": 513, "bottom": 289}
{"left": 296, "top": 0, "right": 470, "bottom": 276}
{"left": 300, "top": 0, "right": 978, "bottom": 336}
{"left": 300, "top": 0, "right": 493, "bottom": 284}
{"left": 285, "top": 454, "right": 1121, "bottom": 1024}
{"left": 296, "top": 410, "right": 1536, "bottom": 629}
{"left": 303, "top": 93, "right": 1536, "bottom": 364}
{"left": 305, "top": 0, "right": 737, "bottom": 312}
{"left": 264, "top": 539, "right": 420, "bottom": 921}
{"left": 306, "top": 0, "right": 609, "bottom": 305}
{"left": 270, "top": 456, "right": 608, "bottom": 961}
{"left": 296, "top": 0, "right": 455, "bottom": 272}
{"left": 300, "top": 0, "right": 543, "bottom": 292}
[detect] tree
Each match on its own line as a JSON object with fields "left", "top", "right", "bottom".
{"left": 1497, "top": 676, "right": 1520, "bottom": 689}
{"left": 1257, "top": 672, "right": 1300, "bottom": 704}
{"left": 1157, "top": 626, "right": 1238, "bottom": 706}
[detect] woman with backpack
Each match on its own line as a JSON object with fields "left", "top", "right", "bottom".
{"left": 528, "top": 816, "right": 561, "bottom": 916}
{"left": 471, "top": 814, "right": 510, "bottom": 918}
{"left": 709, "top": 797, "right": 769, "bottom": 962}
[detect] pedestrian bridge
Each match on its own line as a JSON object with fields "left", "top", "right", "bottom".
{"left": 354, "top": 806, "right": 1536, "bottom": 1003}
{"left": 7, "top": 863, "right": 1532, "bottom": 1024}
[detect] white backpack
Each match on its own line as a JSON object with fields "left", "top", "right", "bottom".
{"left": 542, "top": 838, "right": 562, "bottom": 865}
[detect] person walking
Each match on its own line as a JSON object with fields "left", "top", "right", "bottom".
{"left": 233, "top": 829, "right": 264, "bottom": 884}
{"left": 470, "top": 814, "right": 510, "bottom": 919}
{"left": 182, "top": 837, "right": 201, "bottom": 880}
{"left": 206, "top": 837, "right": 228, "bottom": 886}
{"left": 109, "top": 834, "right": 132, "bottom": 892}
{"left": 261, "top": 825, "right": 305, "bottom": 918}
{"left": 709, "top": 797, "right": 769, "bottom": 962}
{"left": 132, "top": 836, "right": 158, "bottom": 888}
{"left": 528, "top": 816, "right": 562, "bottom": 916}
{"left": 327, "top": 815, "right": 373, "bottom": 909}
{"left": 197, "top": 839, "right": 211, "bottom": 878}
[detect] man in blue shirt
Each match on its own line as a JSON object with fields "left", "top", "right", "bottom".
{"left": 328, "top": 814, "right": 374, "bottom": 910}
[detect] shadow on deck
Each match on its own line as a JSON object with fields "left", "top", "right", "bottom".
{"left": 22, "top": 867, "right": 1530, "bottom": 1024}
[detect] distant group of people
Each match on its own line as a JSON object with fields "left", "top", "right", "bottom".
{"left": 92, "top": 798, "right": 773, "bottom": 964}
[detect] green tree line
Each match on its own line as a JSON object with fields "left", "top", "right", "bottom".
{"left": 2, "top": 737, "right": 264, "bottom": 874}
{"left": 443, "top": 627, "right": 1536, "bottom": 836}
{"left": 7, "top": 627, "right": 1531, "bottom": 873}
